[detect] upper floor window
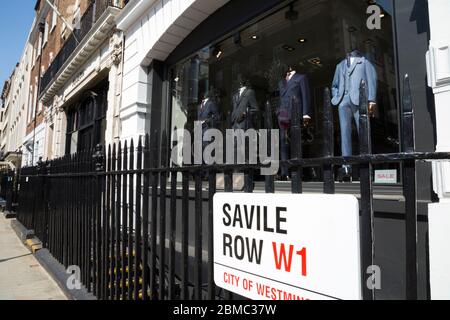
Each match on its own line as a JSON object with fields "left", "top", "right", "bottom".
{"left": 43, "top": 21, "right": 49, "bottom": 47}
{"left": 51, "top": 9, "right": 57, "bottom": 32}
{"left": 36, "top": 34, "right": 42, "bottom": 59}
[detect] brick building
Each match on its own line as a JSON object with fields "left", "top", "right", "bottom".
{"left": 24, "top": 0, "right": 94, "bottom": 165}
{"left": 37, "top": 0, "right": 127, "bottom": 160}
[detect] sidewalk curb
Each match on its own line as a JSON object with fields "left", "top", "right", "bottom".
{"left": 9, "top": 218, "right": 96, "bottom": 300}
{"left": 34, "top": 249, "right": 97, "bottom": 301}
{"left": 10, "top": 219, "right": 34, "bottom": 243}
{"left": 2, "top": 210, "right": 17, "bottom": 219}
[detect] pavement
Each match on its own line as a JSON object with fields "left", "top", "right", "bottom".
{"left": 0, "top": 214, "right": 67, "bottom": 300}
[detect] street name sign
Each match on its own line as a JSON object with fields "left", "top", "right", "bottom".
{"left": 214, "top": 193, "right": 362, "bottom": 300}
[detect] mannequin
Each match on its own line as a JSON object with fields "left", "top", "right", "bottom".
{"left": 231, "top": 74, "right": 259, "bottom": 130}
{"left": 198, "top": 91, "right": 219, "bottom": 178}
{"left": 229, "top": 75, "right": 259, "bottom": 170}
{"left": 331, "top": 49, "right": 378, "bottom": 181}
{"left": 198, "top": 91, "right": 219, "bottom": 132}
{"left": 277, "top": 66, "right": 312, "bottom": 179}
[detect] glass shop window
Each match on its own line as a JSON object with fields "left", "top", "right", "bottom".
{"left": 170, "top": 0, "right": 398, "bottom": 183}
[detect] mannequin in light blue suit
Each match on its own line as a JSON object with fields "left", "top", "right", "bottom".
{"left": 332, "top": 50, "right": 377, "bottom": 179}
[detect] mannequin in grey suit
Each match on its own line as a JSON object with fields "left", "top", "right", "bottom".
{"left": 332, "top": 50, "right": 377, "bottom": 180}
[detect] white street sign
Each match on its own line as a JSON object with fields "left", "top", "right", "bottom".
{"left": 214, "top": 193, "right": 362, "bottom": 300}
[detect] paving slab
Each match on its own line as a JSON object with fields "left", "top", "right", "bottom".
{"left": 0, "top": 215, "right": 67, "bottom": 300}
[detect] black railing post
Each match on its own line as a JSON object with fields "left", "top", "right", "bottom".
{"left": 208, "top": 167, "right": 217, "bottom": 300}
{"left": 323, "top": 87, "right": 335, "bottom": 194}
{"left": 168, "top": 134, "right": 177, "bottom": 300}
{"left": 93, "top": 144, "right": 105, "bottom": 298}
{"left": 358, "top": 80, "right": 375, "bottom": 300}
{"left": 105, "top": 145, "right": 112, "bottom": 300}
{"left": 159, "top": 132, "right": 168, "bottom": 300}
{"left": 38, "top": 158, "right": 49, "bottom": 247}
{"left": 150, "top": 132, "right": 160, "bottom": 299}
{"left": 244, "top": 106, "right": 254, "bottom": 193}
{"left": 265, "top": 100, "right": 275, "bottom": 193}
{"left": 194, "top": 155, "right": 203, "bottom": 300}
{"left": 142, "top": 136, "right": 150, "bottom": 300}
{"left": 402, "top": 74, "right": 418, "bottom": 300}
{"left": 115, "top": 141, "right": 122, "bottom": 300}
{"left": 224, "top": 162, "right": 234, "bottom": 301}
{"left": 127, "top": 139, "right": 135, "bottom": 301}
{"left": 4, "top": 171, "right": 14, "bottom": 214}
{"left": 135, "top": 137, "right": 143, "bottom": 301}
{"left": 110, "top": 144, "right": 117, "bottom": 300}
{"left": 291, "top": 96, "right": 303, "bottom": 194}
{"left": 121, "top": 140, "right": 129, "bottom": 300}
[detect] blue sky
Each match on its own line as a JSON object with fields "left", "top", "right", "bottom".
{"left": 0, "top": 0, "right": 36, "bottom": 91}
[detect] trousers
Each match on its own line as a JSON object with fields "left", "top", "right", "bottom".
{"left": 279, "top": 126, "right": 290, "bottom": 177}
{"left": 338, "top": 95, "right": 360, "bottom": 159}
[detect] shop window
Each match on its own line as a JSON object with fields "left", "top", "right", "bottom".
{"left": 169, "top": 0, "right": 399, "bottom": 183}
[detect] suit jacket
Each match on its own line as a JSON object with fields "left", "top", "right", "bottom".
{"left": 231, "top": 87, "right": 259, "bottom": 130}
{"left": 198, "top": 99, "right": 220, "bottom": 130}
{"left": 331, "top": 56, "right": 377, "bottom": 107}
{"left": 278, "top": 73, "right": 311, "bottom": 123}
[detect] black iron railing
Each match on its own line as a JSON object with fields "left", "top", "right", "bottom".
{"left": 0, "top": 170, "right": 17, "bottom": 214}
{"left": 39, "top": 0, "right": 126, "bottom": 96}
{"left": 17, "top": 76, "right": 450, "bottom": 300}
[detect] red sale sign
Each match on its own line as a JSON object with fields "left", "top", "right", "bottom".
{"left": 214, "top": 193, "right": 362, "bottom": 300}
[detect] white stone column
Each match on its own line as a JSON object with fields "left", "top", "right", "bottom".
{"left": 119, "top": 43, "right": 152, "bottom": 144}
{"left": 105, "top": 31, "right": 125, "bottom": 147}
{"left": 53, "top": 102, "right": 67, "bottom": 159}
{"left": 426, "top": 0, "right": 450, "bottom": 300}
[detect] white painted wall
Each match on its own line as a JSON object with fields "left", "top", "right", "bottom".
{"left": 117, "top": 0, "right": 230, "bottom": 142}
{"left": 426, "top": 0, "right": 450, "bottom": 300}
{"left": 22, "top": 123, "right": 46, "bottom": 167}
{"left": 2, "top": 42, "right": 33, "bottom": 158}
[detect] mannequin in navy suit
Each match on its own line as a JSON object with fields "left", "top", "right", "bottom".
{"left": 332, "top": 50, "right": 377, "bottom": 180}
{"left": 198, "top": 92, "right": 220, "bottom": 178}
{"left": 198, "top": 92, "right": 220, "bottom": 132}
{"left": 277, "top": 66, "right": 312, "bottom": 179}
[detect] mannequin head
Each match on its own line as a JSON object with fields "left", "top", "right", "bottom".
{"left": 283, "top": 65, "right": 297, "bottom": 79}
{"left": 199, "top": 91, "right": 207, "bottom": 100}
{"left": 349, "top": 49, "right": 362, "bottom": 57}
{"left": 347, "top": 49, "right": 363, "bottom": 66}
{"left": 287, "top": 65, "right": 297, "bottom": 73}
{"left": 237, "top": 74, "right": 250, "bottom": 88}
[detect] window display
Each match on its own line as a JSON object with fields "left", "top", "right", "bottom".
{"left": 332, "top": 49, "right": 378, "bottom": 181}
{"left": 170, "top": 0, "right": 398, "bottom": 183}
